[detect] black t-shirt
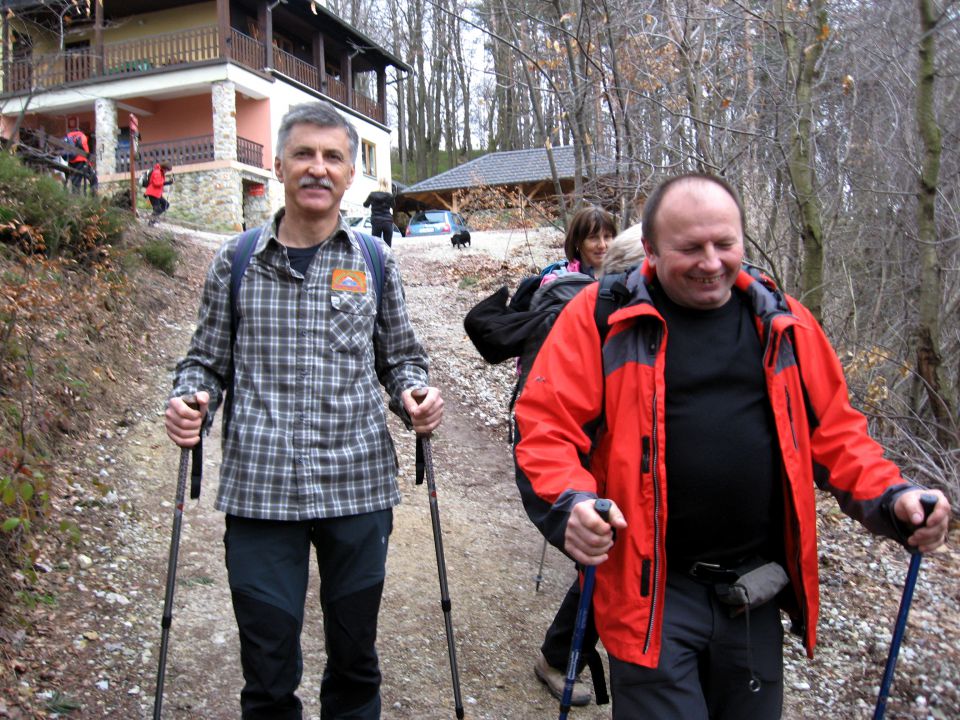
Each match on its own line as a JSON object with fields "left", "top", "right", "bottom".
{"left": 285, "top": 243, "right": 321, "bottom": 277}
{"left": 652, "top": 283, "right": 784, "bottom": 569}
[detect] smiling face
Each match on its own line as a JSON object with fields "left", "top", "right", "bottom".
{"left": 274, "top": 123, "right": 355, "bottom": 222}
{"left": 642, "top": 179, "right": 744, "bottom": 310}
{"left": 579, "top": 228, "right": 614, "bottom": 270}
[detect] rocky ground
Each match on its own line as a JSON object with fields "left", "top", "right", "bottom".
{"left": 1, "top": 223, "right": 957, "bottom": 719}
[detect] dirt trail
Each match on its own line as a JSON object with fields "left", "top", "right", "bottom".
{"left": 94, "top": 227, "right": 611, "bottom": 720}
{"left": 17, "top": 225, "right": 957, "bottom": 720}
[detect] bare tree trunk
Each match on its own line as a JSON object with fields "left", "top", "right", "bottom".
{"left": 777, "top": 0, "right": 828, "bottom": 321}
{"left": 913, "top": 0, "right": 957, "bottom": 449}
{"left": 499, "top": 0, "right": 568, "bottom": 219}
{"left": 450, "top": 0, "right": 472, "bottom": 157}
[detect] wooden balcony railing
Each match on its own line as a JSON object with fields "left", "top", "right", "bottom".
{"left": 325, "top": 75, "right": 347, "bottom": 105}
{"left": 2, "top": 25, "right": 385, "bottom": 125}
{"left": 105, "top": 25, "right": 220, "bottom": 72}
{"left": 236, "top": 136, "right": 265, "bottom": 168}
{"left": 274, "top": 47, "right": 319, "bottom": 89}
{"left": 230, "top": 28, "right": 264, "bottom": 69}
{"left": 114, "top": 134, "right": 264, "bottom": 173}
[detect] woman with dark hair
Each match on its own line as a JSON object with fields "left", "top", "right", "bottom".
{"left": 542, "top": 205, "right": 617, "bottom": 284}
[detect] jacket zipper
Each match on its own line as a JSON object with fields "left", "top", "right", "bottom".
{"left": 643, "top": 388, "right": 661, "bottom": 655}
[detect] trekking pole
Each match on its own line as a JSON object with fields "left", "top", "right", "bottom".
{"left": 872, "top": 493, "right": 938, "bottom": 720}
{"left": 534, "top": 537, "right": 548, "bottom": 592}
{"left": 559, "top": 498, "right": 612, "bottom": 720}
{"left": 153, "top": 397, "right": 201, "bottom": 720}
{"left": 413, "top": 390, "right": 465, "bottom": 719}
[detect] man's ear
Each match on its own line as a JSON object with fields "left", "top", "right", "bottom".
{"left": 641, "top": 236, "right": 656, "bottom": 264}
{"left": 274, "top": 156, "right": 283, "bottom": 182}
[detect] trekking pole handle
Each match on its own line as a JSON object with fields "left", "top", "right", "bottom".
{"left": 908, "top": 493, "right": 938, "bottom": 553}
{"left": 594, "top": 498, "right": 614, "bottom": 541}
{"left": 915, "top": 493, "right": 938, "bottom": 529}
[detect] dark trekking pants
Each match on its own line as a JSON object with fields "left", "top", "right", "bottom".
{"left": 224, "top": 510, "right": 392, "bottom": 720}
{"left": 148, "top": 195, "right": 169, "bottom": 217}
{"left": 541, "top": 574, "right": 599, "bottom": 674}
{"left": 370, "top": 219, "right": 393, "bottom": 247}
{"left": 608, "top": 570, "right": 783, "bottom": 719}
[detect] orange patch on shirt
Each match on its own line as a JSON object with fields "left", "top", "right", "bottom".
{"left": 332, "top": 269, "right": 368, "bottom": 294}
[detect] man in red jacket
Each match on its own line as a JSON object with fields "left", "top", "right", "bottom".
{"left": 514, "top": 173, "right": 951, "bottom": 719}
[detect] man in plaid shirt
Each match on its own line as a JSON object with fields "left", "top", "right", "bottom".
{"left": 164, "top": 101, "right": 443, "bottom": 719}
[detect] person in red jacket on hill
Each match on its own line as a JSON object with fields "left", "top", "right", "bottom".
{"left": 63, "top": 129, "right": 98, "bottom": 194}
{"left": 514, "top": 172, "right": 951, "bottom": 719}
{"left": 144, "top": 162, "right": 174, "bottom": 225}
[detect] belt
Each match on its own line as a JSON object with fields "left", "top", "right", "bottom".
{"left": 687, "top": 562, "right": 740, "bottom": 584}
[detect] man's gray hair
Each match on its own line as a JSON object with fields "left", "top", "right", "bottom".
{"left": 276, "top": 101, "right": 359, "bottom": 163}
{"left": 599, "top": 222, "right": 645, "bottom": 277}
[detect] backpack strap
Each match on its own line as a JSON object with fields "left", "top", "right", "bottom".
{"left": 350, "top": 228, "right": 385, "bottom": 311}
{"left": 586, "top": 271, "right": 632, "bottom": 446}
{"left": 594, "top": 271, "right": 631, "bottom": 344}
{"left": 230, "top": 227, "right": 261, "bottom": 338}
{"left": 223, "top": 226, "right": 262, "bottom": 437}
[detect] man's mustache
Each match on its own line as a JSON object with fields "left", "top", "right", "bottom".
{"left": 298, "top": 176, "right": 334, "bottom": 190}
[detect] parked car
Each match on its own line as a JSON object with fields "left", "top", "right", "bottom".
{"left": 345, "top": 215, "right": 402, "bottom": 237}
{"left": 405, "top": 210, "right": 470, "bottom": 238}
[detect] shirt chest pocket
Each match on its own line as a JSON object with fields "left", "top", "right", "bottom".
{"left": 328, "top": 291, "right": 377, "bottom": 354}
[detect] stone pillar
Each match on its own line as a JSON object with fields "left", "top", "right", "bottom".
{"left": 94, "top": 98, "right": 118, "bottom": 175}
{"left": 212, "top": 80, "right": 238, "bottom": 162}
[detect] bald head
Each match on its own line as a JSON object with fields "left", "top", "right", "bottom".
{"left": 641, "top": 173, "right": 745, "bottom": 254}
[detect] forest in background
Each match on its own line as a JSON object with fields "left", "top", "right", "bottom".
{"left": 330, "top": 0, "right": 959, "bottom": 500}
{"left": 0, "top": 0, "right": 955, "bottom": 524}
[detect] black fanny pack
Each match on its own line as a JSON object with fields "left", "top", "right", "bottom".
{"left": 712, "top": 558, "right": 790, "bottom": 614}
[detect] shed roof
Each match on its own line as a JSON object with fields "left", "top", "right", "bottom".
{"left": 403, "top": 146, "right": 594, "bottom": 193}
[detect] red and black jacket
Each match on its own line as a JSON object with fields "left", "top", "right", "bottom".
{"left": 514, "top": 261, "right": 915, "bottom": 667}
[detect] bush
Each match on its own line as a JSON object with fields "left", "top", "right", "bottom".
{"left": 139, "top": 236, "right": 179, "bottom": 276}
{"left": 0, "top": 151, "right": 133, "bottom": 262}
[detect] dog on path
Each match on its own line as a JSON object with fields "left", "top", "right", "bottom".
{"left": 451, "top": 230, "right": 471, "bottom": 249}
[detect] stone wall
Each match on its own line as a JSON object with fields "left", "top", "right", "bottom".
{"left": 168, "top": 168, "right": 245, "bottom": 232}
{"left": 102, "top": 166, "right": 275, "bottom": 232}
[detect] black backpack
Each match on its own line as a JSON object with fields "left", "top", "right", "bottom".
{"left": 463, "top": 270, "right": 632, "bottom": 412}
{"left": 140, "top": 170, "right": 151, "bottom": 188}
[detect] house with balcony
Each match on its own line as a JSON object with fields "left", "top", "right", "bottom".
{"left": 0, "top": 0, "right": 409, "bottom": 231}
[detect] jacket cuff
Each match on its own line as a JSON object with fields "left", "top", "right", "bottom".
{"left": 883, "top": 483, "right": 925, "bottom": 548}
{"left": 547, "top": 489, "right": 599, "bottom": 556}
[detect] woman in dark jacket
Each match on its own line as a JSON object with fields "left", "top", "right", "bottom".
{"left": 363, "top": 178, "right": 396, "bottom": 246}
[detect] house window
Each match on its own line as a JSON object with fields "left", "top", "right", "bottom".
{"left": 361, "top": 140, "right": 376, "bottom": 177}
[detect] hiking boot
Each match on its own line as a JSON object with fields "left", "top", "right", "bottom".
{"left": 534, "top": 652, "right": 590, "bottom": 706}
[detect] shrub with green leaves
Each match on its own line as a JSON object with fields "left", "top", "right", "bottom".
{"left": 139, "top": 236, "right": 179, "bottom": 276}
{"left": 0, "top": 151, "right": 132, "bottom": 261}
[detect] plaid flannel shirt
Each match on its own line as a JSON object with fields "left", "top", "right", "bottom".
{"left": 171, "top": 211, "right": 429, "bottom": 520}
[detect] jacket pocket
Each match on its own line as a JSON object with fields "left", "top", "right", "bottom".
{"left": 329, "top": 291, "right": 377, "bottom": 354}
{"left": 640, "top": 558, "right": 652, "bottom": 597}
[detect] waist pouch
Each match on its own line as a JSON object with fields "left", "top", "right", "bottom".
{"left": 714, "top": 560, "right": 789, "bottom": 614}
